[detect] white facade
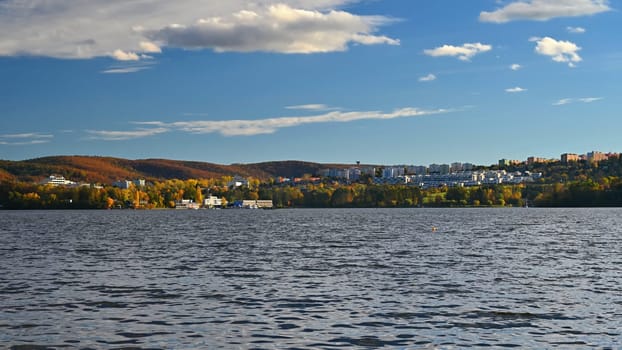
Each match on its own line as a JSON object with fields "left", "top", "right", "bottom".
{"left": 203, "top": 195, "right": 223, "bottom": 208}
{"left": 383, "top": 167, "right": 405, "bottom": 178}
{"left": 40, "top": 175, "right": 76, "bottom": 186}
{"left": 175, "top": 199, "right": 200, "bottom": 209}
{"left": 241, "top": 200, "right": 274, "bottom": 209}
{"left": 323, "top": 168, "right": 363, "bottom": 181}
{"left": 228, "top": 176, "right": 249, "bottom": 188}
{"left": 113, "top": 180, "right": 132, "bottom": 189}
{"left": 405, "top": 170, "right": 539, "bottom": 188}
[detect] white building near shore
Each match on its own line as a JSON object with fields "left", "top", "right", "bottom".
{"left": 175, "top": 199, "right": 200, "bottom": 209}
{"left": 203, "top": 195, "right": 223, "bottom": 208}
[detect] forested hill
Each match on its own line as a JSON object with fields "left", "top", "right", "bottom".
{"left": 0, "top": 156, "right": 339, "bottom": 183}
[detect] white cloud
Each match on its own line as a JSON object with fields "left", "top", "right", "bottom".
{"left": 0, "top": 133, "right": 53, "bottom": 139}
{"left": 424, "top": 43, "right": 492, "bottom": 61}
{"left": 111, "top": 49, "right": 140, "bottom": 61}
{"left": 89, "top": 107, "right": 452, "bottom": 139}
{"left": 505, "top": 87, "right": 527, "bottom": 93}
{"left": 0, "top": 132, "right": 53, "bottom": 145}
{"left": 86, "top": 128, "right": 169, "bottom": 141}
{"left": 553, "top": 96, "right": 603, "bottom": 105}
{"left": 510, "top": 63, "right": 522, "bottom": 70}
{"left": 532, "top": 36, "right": 582, "bottom": 67}
{"left": 0, "top": 1, "right": 398, "bottom": 59}
{"left": 0, "top": 140, "right": 50, "bottom": 145}
{"left": 480, "top": 0, "right": 611, "bottom": 23}
{"left": 146, "top": 4, "right": 399, "bottom": 54}
{"left": 567, "top": 26, "right": 586, "bottom": 33}
{"left": 285, "top": 104, "right": 336, "bottom": 111}
{"left": 553, "top": 98, "right": 572, "bottom": 105}
{"left": 139, "top": 41, "right": 162, "bottom": 53}
{"left": 578, "top": 97, "right": 603, "bottom": 103}
{"left": 151, "top": 107, "right": 450, "bottom": 136}
{"left": 101, "top": 61, "right": 155, "bottom": 74}
{"left": 101, "top": 66, "right": 153, "bottom": 74}
{"left": 101, "top": 61, "right": 156, "bottom": 74}
{"left": 419, "top": 73, "right": 437, "bottom": 82}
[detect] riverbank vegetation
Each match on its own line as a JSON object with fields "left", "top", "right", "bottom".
{"left": 2, "top": 178, "right": 622, "bottom": 209}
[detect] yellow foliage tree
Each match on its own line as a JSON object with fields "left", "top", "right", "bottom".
{"left": 106, "top": 197, "right": 115, "bottom": 209}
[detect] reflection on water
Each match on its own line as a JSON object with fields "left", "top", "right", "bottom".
{"left": 1, "top": 208, "right": 621, "bottom": 349}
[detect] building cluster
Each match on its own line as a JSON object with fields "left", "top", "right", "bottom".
{"left": 39, "top": 175, "right": 103, "bottom": 189}
{"left": 319, "top": 162, "right": 480, "bottom": 181}
{"left": 499, "top": 150, "right": 619, "bottom": 167}
{"left": 175, "top": 197, "right": 273, "bottom": 209}
{"left": 36, "top": 149, "right": 620, "bottom": 207}
{"left": 112, "top": 179, "right": 146, "bottom": 189}
{"left": 319, "top": 161, "right": 543, "bottom": 188}
{"left": 374, "top": 170, "right": 541, "bottom": 188}
{"left": 560, "top": 151, "right": 618, "bottom": 164}
{"left": 319, "top": 162, "right": 482, "bottom": 186}
{"left": 317, "top": 167, "right": 375, "bottom": 181}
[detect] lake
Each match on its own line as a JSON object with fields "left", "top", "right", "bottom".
{"left": 1, "top": 208, "right": 621, "bottom": 349}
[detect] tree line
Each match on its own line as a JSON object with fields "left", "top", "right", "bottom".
{"left": 0, "top": 179, "right": 535, "bottom": 209}
{"left": 3, "top": 154, "right": 622, "bottom": 209}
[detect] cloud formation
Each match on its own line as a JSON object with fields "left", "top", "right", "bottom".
{"left": 419, "top": 73, "right": 437, "bottom": 82}
{"left": 149, "top": 108, "right": 449, "bottom": 136}
{"left": 480, "top": 0, "right": 611, "bottom": 23}
{"left": 0, "top": 133, "right": 53, "bottom": 145}
{"left": 0, "top": 1, "right": 398, "bottom": 59}
{"left": 531, "top": 37, "right": 582, "bottom": 67}
{"left": 101, "top": 65, "right": 153, "bottom": 74}
{"left": 100, "top": 61, "right": 156, "bottom": 74}
{"left": 87, "top": 107, "right": 452, "bottom": 140}
{"left": 506, "top": 87, "right": 527, "bottom": 93}
{"left": 424, "top": 43, "right": 492, "bottom": 61}
{"left": 285, "top": 104, "right": 336, "bottom": 111}
{"left": 567, "top": 26, "right": 586, "bottom": 33}
{"left": 553, "top": 97, "right": 603, "bottom": 105}
{"left": 86, "top": 128, "right": 169, "bottom": 141}
{"left": 111, "top": 50, "right": 140, "bottom": 61}
{"left": 510, "top": 63, "right": 522, "bottom": 71}
{"left": 140, "top": 41, "right": 162, "bottom": 53}
{"left": 146, "top": 4, "right": 399, "bottom": 54}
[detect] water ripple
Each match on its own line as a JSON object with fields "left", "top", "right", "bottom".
{"left": 1, "top": 208, "right": 622, "bottom": 348}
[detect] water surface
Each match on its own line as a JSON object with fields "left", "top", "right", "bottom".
{"left": 1, "top": 208, "right": 621, "bottom": 349}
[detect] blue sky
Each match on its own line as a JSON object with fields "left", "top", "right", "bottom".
{"left": 0, "top": 0, "right": 620, "bottom": 166}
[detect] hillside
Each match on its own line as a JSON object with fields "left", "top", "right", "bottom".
{"left": 0, "top": 168, "right": 15, "bottom": 182}
{"left": 235, "top": 160, "right": 326, "bottom": 179}
{"left": 0, "top": 156, "right": 333, "bottom": 184}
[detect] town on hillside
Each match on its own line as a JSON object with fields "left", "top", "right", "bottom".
{"left": 3, "top": 150, "right": 622, "bottom": 209}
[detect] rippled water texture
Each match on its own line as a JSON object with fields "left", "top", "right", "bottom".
{"left": 1, "top": 208, "right": 622, "bottom": 349}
